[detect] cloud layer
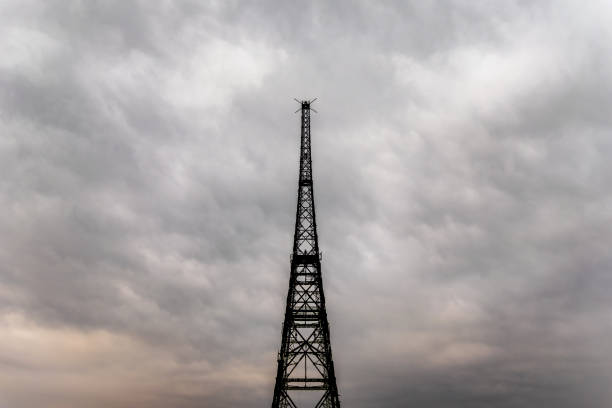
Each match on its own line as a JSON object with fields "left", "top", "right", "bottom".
{"left": 1, "top": 1, "right": 612, "bottom": 407}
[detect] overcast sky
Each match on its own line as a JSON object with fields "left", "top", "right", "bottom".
{"left": 1, "top": 1, "right": 612, "bottom": 407}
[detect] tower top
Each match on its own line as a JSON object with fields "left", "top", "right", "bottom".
{"left": 294, "top": 98, "right": 318, "bottom": 112}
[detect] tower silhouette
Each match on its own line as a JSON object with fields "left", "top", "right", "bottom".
{"left": 271, "top": 100, "right": 341, "bottom": 408}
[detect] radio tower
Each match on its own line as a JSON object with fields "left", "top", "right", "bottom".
{"left": 271, "top": 100, "right": 341, "bottom": 408}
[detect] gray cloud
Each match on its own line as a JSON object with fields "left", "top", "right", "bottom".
{"left": 1, "top": 1, "right": 612, "bottom": 407}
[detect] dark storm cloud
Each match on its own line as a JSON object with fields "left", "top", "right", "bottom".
{"left": 1, "top": 1, "right": 612, "bottom": 407}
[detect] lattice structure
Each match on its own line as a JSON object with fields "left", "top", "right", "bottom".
{"left": 271, "top": 100, "right": 341, "bottom": 408}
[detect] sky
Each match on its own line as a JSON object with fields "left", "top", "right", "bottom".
{"left": 1, "top": 1, "right": 612, "bottom": 407}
